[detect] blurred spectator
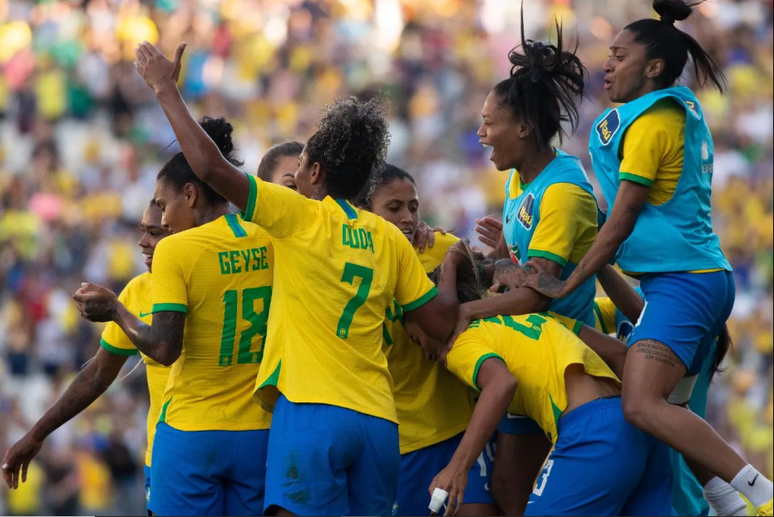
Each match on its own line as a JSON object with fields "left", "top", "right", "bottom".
{"left": 0, "top": 1, "right": 771, "bottom": 514}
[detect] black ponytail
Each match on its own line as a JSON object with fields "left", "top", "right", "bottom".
{"left": 491, "top": 8, "right": 587, "bottom": 150}
{"left": 709, "top": 324, "right": 733, "bottom": 379}
{"left": 625, "top": 0, "right": 726, "bottom": 92}
{"left": 157, "top": 117, "right": 244, "bottom": 206}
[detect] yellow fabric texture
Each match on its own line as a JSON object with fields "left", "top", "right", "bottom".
{"left": 100, "top": 272, "right": 169, "bottom": 467}
{"left": 152, "top": 214, "right": 273, "bottom": 432}
{"left": 243, "top": 175, "right": 437, "bottom": 424}
{"left": 619, "top": 99, "right": 686, "bottom": 206}
{"left": 446, "top": 313, "right": 620, "bottom": 443}
{"left": 385, "top": 232, "right": 476, "bottom": 454}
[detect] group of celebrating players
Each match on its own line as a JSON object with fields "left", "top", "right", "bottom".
{"left": 2, "top": 0, "right": 773, "bottom": 516}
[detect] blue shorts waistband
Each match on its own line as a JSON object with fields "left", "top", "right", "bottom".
{"left": 558, "top": 396, "right": 621, "bottom": 432}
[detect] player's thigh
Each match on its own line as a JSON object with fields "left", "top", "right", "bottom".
{"left": 347, "top": 413, "right": 401, "bottom": 517}
{"left": 264, "top": 395, "right": 357, "bottom": 516}
{"left": 525, "top": 398, "right": 648, "bottom": 516}
{"left": 150, "top": 423, "right": 227, "bottom": 516}
{"left": 224, "top": 429, "right": 270, "bottom": 517}
{"left": 620, "top": 438, "right": 675, "bottom": 517}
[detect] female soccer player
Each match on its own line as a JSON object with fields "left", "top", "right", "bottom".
{"left": 466, "top": 17, "right": 599, "bottom": 513}
{"left": 133, "top": 42, "right": 461, "bottom": 516}
{"left": 523, "top": 0, "right": 773, "bottom": 513}
{"left": 361, "top": 166, "right": 496, "bottom": 516}
{"left": 406, "top": 247, "right": 673, "bottom": 516}
{"left": 3, "top": 199, "right": 170, "bottom": 514}
{"left": 256, "top": 141, "right": 304, "bottom": 190}
{"left": 75, "top": 118, "right": 275, "bottom": 516}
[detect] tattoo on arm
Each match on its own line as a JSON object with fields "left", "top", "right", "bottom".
{"left": 117, "top": 309, "right": 185, "bottom": 365}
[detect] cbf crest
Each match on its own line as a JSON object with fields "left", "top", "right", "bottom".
{"left": 595, "top": 109, "right": 620, "bottom": 145}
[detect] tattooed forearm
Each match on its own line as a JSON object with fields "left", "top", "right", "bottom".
{"left": 115, "top": 306, "right": 185, "bottom": 366}
{"left": 635, "top": 340, "right": 680, "bottom": 369}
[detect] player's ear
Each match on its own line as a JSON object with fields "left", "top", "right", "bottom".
{"left": 645, "top": 58, "right": 665, "bottom": 80}
{"left": 183, "top": 183, "right": 197, "bottom": 208}
{"left": 309, "top": 161, "right": 324, "bottom": 186}
{"left": 517, "top": 121, "right": 530, "bottom": 140}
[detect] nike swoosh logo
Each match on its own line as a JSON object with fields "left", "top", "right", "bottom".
{"left": 506, "top": 413, "right": 526, "bottom": 419}
{"left": 749, "top": 474, "right": 759, "bottom": 486}
{"left": 139, "top": 311, "right": 152, "bottom": 318}
{"left": 505, "top": 215, "right": 511, "bottom": 224}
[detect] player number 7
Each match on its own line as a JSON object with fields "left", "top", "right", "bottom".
{"left": 337, "top": 262, "right": 374, "bottom": 339}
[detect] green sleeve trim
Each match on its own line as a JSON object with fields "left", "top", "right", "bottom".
{"left": 472, "top": 353, "right": 503, "bottom": 392}
{"left": 100, "top": 338, "right": 139, "bottom": 357}
{"left": 152, "top": 303, "right": 188, "bottom": 314}
{"left": 258, "top": 360, "right": 282, "bottom": 389}
{"left": 571, "top": 319, "right": 584, "bottom": 336}
{"left": 402, "top": 286, "right": 439, "bottom": 312}
{"left": 594, "top": 303, "right": 609, "bottom": 335}
{"left": 242, "top": 173, "right": 258, "bottom": 222}
{"left": 528, "top": 249, "right": 568, "bottom": 268}
{"left": 158, "top": 398, "right": 172, "bottom": 424}
{"left": 225, "top": 213, "right": 248, "bottom": 238}
{"left": 619, "top": 173, "right": 654, "bottom": 186}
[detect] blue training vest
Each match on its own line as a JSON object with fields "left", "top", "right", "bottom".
{"left": 503, "top": 150, "right": 597, "bottom": 325}
{"left": 589, "top": 86, "right": 731, "bottom": 274}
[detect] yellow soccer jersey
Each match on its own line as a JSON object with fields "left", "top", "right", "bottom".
{"left": 445, "top": 313, "right": 619, "bottom": 443}
{"left": 593, "top": 296, "right": 617, "bottom": 336}
{"left": 620, "top": 99, "right": 685, "bottom": 207}
{"left": 152, "top": 214, "right": 273, "bottom": 432}
{"left": 242, "top": 175, "right": 437, "bottom": 424}
{"left": 414, "top": 232, "right": 460, "bottom": 274}
{"left": 100, "top": 272, "right": 169, "bottom": 467}
{"left": 384, "top": 232, "right": 475, "bottom": 454}
{"left": 508, "top": 178, "right": 597, "bottom": 268}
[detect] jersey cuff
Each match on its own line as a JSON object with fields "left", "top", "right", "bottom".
{"left": 570, "top": 318, "right": 584, "bottom": 336}
{"left": 152, "top": 303, "right": 188, "bottom": 314}
{"left": 619, "top": 172, "right": 654, "bottom": 186}
{"left": 242, "top": 173, "right": 258, "bottom": 222}
{"left": 100, "top": 338, "right": 139, "bottom": 357}
{"left": 402, "top": 286, "right": 438, "bottom": 312}
{"left": 594, "top": 304, "right": 609, "bottom": 335}
{"left": 472, "top": 353, "right": 503, "bottom": 391}
{"left": 528, "top": 249, "right": 568, "bottom": 268}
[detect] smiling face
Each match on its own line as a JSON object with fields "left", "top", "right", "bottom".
{"left": 477, "top": 91, "right": 530, "bottom": 171}
{"left": 369, "top": 178, "right": 419, "bottom": 243}
{"left": 603, "top": 29, "right": 663, "bottom": 103}
{"left": 138, "top": 203, "right": 170, "bottom": 273}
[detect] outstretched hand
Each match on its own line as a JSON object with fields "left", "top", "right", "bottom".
{"left": 520, "top": 260, "right": 568, "bottom": 299}
{"left": 134, "top": 41, "right": 187, "bottom": 93}
{"left": 2, "top": 435, "right": 43, "bottom": 489}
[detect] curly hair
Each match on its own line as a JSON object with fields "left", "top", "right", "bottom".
{"left": 157, "top": 117, "right": 244, "bottom": 206}
{"left": 492, "top": 12, "right": 587, "bottom": 150}
{"left": 305, "top": 96, "right": 391, "bottom": 200}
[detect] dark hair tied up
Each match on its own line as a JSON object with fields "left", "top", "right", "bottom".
{"left": 491, "top": 6, "right": 587, "bottom": 150}
{"left": 625, "top": 0, "right": 725, "bottom": 92}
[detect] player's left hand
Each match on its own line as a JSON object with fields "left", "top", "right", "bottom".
{"left": 415, "top": 222, "right": 447, "bottom": 253}
{"left": 73, "top": 282, "right": 119, "bottom": 322}
{"left": 521, "top": 260, "right": 567, "bottom": 299}
{"left": 429, "top": 463, "right": 468, "bottom": 516}
{"left": 134, "top": 41, "right": 186, "bottom": 93}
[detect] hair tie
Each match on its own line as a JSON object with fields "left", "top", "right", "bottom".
{"left": 660, "top": 15, "right": 675, "bottom": 25}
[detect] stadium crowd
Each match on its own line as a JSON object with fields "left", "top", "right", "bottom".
{"left": 0, "top": 0, "right": 771, "bottom": 514}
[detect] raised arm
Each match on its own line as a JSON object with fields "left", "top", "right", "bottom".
{"left": 596, "top": 264, "right": 644, "bottom": 324}
{"left": 134, "top": 41, "right": 250, "bottom": 211}
{"left": 2, "top": 347, "right": 127, "bottom": 489}
{"left": 74, "top": 283, "right": 184, "bottom": 366}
